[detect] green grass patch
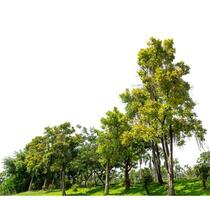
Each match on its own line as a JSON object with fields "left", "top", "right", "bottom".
{"left": 15, "top": 179, "right": 210, "bottom": 196}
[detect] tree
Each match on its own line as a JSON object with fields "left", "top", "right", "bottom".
{"left": 122, "top": 37, "right": 206, "bottom": 195}
{"left": 25, "top": 136, "right": 46, "bottom": 191}
{"left": 1, "top": 151, "right": 30, "bottom": 194}
{"left": 120, "top": 88, "right": 164, "bottom": 185}
{"left": 74, "top": 127, "right": 103, "bottom": 187}
{"left": 195, "top": 151, "right": 210, "bottom": 190}
{"left": 44, "top": 122, "right": 81, "bottom": 196}
{"left": 96, "top": 107, "right": 130, "bottom": 194}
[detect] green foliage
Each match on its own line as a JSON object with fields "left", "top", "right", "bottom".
{"left": 122, "top": 37, "right": 206, "bottom": 145}
{"left": 44, "top": 122, "right": 81, "bottom": 171}
{"left": 194, "top": 151, "right": 210, "bottom": 190}
{"left": 0, "top": 176, "right": 16, "bottom": 195}
{"left": 97, "top": 107, "right": 131, "bottom": 167}
{"left": 25, "top": 136, "right": 46, "bottom": 174}
{"left": 141, "top": 168, "right": 153, "bottom": 185}
{"left": 0, "top": 151, "right": 30, "bottom": 194}
{"left": 195, "top": 164, "right": 210, "bottom": 180}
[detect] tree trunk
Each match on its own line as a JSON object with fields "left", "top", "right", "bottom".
{"left": 161, "top": 137, "right": 169, "bottom": 172}
{"left": 72, "top": 175, "right": 76, "bottom": 185}
{"left": 202, "top": 178, "right": 206, "bottom": 190}
{"left": 104, "top": 160, "right": 110, "bottom": 195}
{"left": 93, "top": 172, "right": 98, "bottom": 186}
{"left": 51, "top": 174, "right": 55, "bottom": 186}
{"left": 151, "top": 142, "right": 164, "bottom": 185}
{"left": 42, "top": 175, "right": 48, "bottom": 190}
{"left": 124, "top": 160, "right": 131, "bottom": 191}
{"left": 28, "top": 171, "right": 35, "bottom": 191}
{"left": 84, "top": 178, "right": 87, "bottom": 187}
{"left": 167, "top": 125, "right": 175, "bottom": 195}
{"left": 94, "top": 170, "right": 105, "bottom": 186}
{"left": 139, "top": 159, "right": 142, "bottom": 182}
{"left": 61, "top": 167, "right": 66, "bottom": 196}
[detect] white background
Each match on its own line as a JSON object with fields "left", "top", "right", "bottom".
{"left": 0, "top": 0, "right": 210, "bottom": 170}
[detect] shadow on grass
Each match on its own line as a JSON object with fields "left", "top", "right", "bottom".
{"left": 124, "top": 186, "right": 145, "bottom": 196}
{"left": 149, "top": 182, "right": 167, "bottom": 195}
{"left": 86, "top": 187, "right": 103, "bottom": 196}
{"left": 175, "top": 179, "right": 210, "bottom": 195}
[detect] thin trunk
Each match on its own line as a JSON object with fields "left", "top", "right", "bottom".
{"left": 161, "top": 137, "right": 169, "bottom": 172}
{"left": 94, "top": 170, "right": 105, "bottom": 185}
{"left": 84, "top": 178, "right": 87, "bottom": 187}
{"left": 202, "top": 179, "right": 206, "bottom": 190}
{"left": 104, "top": 160, "right": 110, "bottom": 195}
{"left": 93, "top": 172, "right": 98, "bottom": 186}
{"left": 61, "top": 166, "right": 66, "bottom": 196}
{"left": 51, "top": 174, "right": 55, "bottom": 186}
{"left": 152, "top": 143, "right": 164, "bottom": 185}
{"left": 164, "top": 134, "right": 170, "bottom": 157}
{"left": 42, "top": 175, "right": 48, "bottom": 190}
{"left": 139, "top": 159, "right": 142, "bottom": 182}
{"left": 28, "top": 171, "right": 35, "bottom": 191}
{"left": 84, "top": 172, "right": 92, "bottom": 187}
{"left": 124, "top": 160, "right": 131, "bottom": 191}
{"left": 72, "top": 175, "right": 76, "bottom": 185}
{"left": 167, "top": 125, "right": 175, "bottom": 195}
{"left": 151, "top": 147, "right": 158, "bottom": 182}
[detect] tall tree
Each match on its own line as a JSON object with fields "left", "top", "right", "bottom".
{"left": 122, "top": 37, "right": 206, "bottom": 195}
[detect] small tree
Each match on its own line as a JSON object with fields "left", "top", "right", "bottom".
{"left": 96, "top": 107, "right": 130, "bottom": 194}
{"left": 44, "top": 122, "right": 81, "bottom": 196}
{"left": 194, "top": 151, "right": 210, "bottom": 190}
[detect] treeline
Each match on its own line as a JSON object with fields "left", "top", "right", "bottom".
{"left": 0, "top": 38, "right": 207, "bottom": 196}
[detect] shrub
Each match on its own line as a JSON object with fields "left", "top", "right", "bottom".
{"left": 0, "top": 177, "right": 16, "bottom": 195}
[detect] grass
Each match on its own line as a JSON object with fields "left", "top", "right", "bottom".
{"left": 15, "top": 179, "right": 210, "bottom": 196}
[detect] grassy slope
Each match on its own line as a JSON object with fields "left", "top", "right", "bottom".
{"left": 16, "top": 179, "right": 210, "bottom": 196}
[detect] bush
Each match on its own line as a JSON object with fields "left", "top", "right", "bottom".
{"left": 194, "top": 164, "right": 210, "bottom": 190}
{"left": 0, "top": 177, "right": 16, "bottom": 195}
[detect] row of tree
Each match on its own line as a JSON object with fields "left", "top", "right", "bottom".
{"left": 0, "top": 37, "right": 207, "bottom": 195}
